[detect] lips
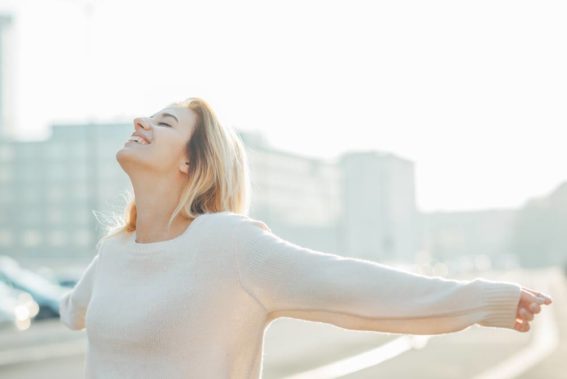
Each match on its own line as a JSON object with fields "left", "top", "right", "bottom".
{"left": 128, "top": 133, "right": 151, "bottom": 144}
{"left": 127, "top": 137, "right": 148, "bottom": 145}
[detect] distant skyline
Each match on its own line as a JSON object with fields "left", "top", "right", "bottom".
{"left": 1, "top": 0, "right": 566, "bottom": 212}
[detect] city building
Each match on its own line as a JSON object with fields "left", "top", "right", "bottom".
{"left": 0, "top": 122, "right": 419, "bottom": 267}
{"left": 0, "top": 13, "right": 16, "bottom": 141}
{"left": 338, "top": 151, "right": 419, "bottom": 263}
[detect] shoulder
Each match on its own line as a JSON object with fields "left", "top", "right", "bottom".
{"left": 200, "top": 211, "right": 272, "bottom": 237}
{"left": 93, "top": 230, "right": 129, "bottom": 258}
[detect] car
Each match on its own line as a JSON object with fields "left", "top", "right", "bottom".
{"left": 0, "top": 281, "right": 40, "bottom": 330}
{"left": 0, "top": 256, "right": 68, "bottom": 320}
{"left": 31, "top": 265, "right": 79, "bottom": 288}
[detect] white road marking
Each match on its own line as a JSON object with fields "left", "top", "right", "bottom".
{"left": 472, "top": 272, "right": 560, "bottom": 379}
{"left": 281, "top": 334, "right": 432, "bottom": 379}
{"left": 283, "top": 269, "right": 561, "bottom": 379}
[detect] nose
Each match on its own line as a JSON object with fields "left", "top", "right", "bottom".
{"left": 133, "top": 117, "right": 151, "bottom": 131}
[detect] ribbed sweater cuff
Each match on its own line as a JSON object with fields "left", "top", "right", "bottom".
{"left": 477, "top": 279, "right": 522, "bottom": 329}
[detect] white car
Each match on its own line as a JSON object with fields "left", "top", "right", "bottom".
{"left": 0, "top": 281, "right": 40, "bottom": 331}
{"left": 0, "top": 256, "right": 68, "bottom": 320}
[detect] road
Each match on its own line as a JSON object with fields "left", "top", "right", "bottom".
{"left": 0, "top": 267, "right": 564, "bottom": 379}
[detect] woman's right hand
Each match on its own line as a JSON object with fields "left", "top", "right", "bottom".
{"left": 514, "top": 286, "right": 553, "bottom": 332}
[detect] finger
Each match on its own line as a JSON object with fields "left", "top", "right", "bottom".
{"left": 521, "top": 287, "right": 553, "bottom": 304}
{"left": 514, "top": 320, "right": 530, "bottom": 332}
{"left": 518, "top": 307, "right": 534, "bottom": 321}
{"left": 520, "top": 291, "right": 546, "bottom": 310}
{"left": 516, "top": 311, "right": 533, "bottom": 322}
{"left": 521, "top": 289, "right": 544, "bottom": 303}
{"left": 529, "top": 302, "right": 541, "bottom": 314}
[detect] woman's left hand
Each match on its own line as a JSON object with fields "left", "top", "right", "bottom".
{"left": 514, "top": 286, "right": 553, "bottom": 332}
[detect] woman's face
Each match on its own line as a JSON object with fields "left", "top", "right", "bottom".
{"left": 116, "top": 105, "right": 198, "bottom": 177}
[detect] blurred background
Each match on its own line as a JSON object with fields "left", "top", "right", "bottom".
{"left": 0, "top": 0, "right": 565, "bottom": 378}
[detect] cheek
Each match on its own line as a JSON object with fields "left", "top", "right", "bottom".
{"left": 153, "top": 141, "right": 187, "bottom": 164}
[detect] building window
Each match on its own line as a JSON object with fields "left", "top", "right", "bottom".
{"left": 74, "top": 229, "right": 91, "bottom": 246}
{"left": 70, "top": 143, "right": 86, "bottom": 159}
{"left": 23, "top": 188, "right": 40, "bottom": 204}
{"left": 0, "top": 145, "right": 14, "bottom": 161}
{"left": 0, "top": 165, "right": 12, "bottom": 183}
{"left": 21, "top": 166, "right": 37, "bottom": 183}
{"left": 48, "top": 164, "right": 66, "bottom": 181}
{"left": 0, "top": 187, "right": 13, "bottom": 204}
{"left": 72, "top": 183, "right": 88, "bottom": 201}
{"left": 46, "top": 208, "right": 64, "bottom": 224}
{"left": 0, "top": 229, "right": 13, "bottom": 247}
{"left": 47, "top": 186, "right": 65, "bottom": 202}
{"left": 48, "top": 230, "right": 67, "bottom": 247}
{"left": 21, "top": 210, "right": 41, "bottom": 225}
{"left": 75, "top": 210, "right": 89, "bottom": 225}
{"left": 46, "top": 144, "right": 65, "bottom": 161}
{"left": 72, "top": 164, "right": 87, "bottom": 181}
{"left": 22, "top": 229, "right": 42, "bottom": 247}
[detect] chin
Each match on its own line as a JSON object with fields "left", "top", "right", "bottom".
{"left": 116, "top": 149, "right": 156, "bottom": 175}
{"left": 115, "top": 148, "right": 136, "bottom": 171}
{"left": 116, "top": 147, "right": 127, "bottom": 162}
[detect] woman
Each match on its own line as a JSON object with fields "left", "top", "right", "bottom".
{"left": 59, "top": 97, "right": 553, "bottom": 379}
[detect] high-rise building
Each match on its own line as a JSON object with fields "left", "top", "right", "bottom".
{"left": 0, "top": 14, "right": 15, "bottom": 141}
{"left": 338, "top": 151, "right": 419, "bottom": 263}
{"left": 245, "top": 137, "right": 343, "bottom": 255}
{"left": 0, "top": 122, "right": 419, "bottom": 267}
{"left": 0, "top": 122, "right": 133, "bottom": 264}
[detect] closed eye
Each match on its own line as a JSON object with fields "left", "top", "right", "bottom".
{"left": 158, "top": 123, "right": 172, "bottom": 127}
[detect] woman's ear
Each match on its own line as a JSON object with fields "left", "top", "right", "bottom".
{"left": 179, "top": 161, "right": 190, "bottom": 175}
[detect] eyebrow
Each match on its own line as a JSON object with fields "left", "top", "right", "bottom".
{"left": 150, "top": 112, "right": 179, "bottom": 123}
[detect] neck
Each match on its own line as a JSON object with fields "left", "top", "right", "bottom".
{"left": 129, "top": 172, "right": 190, "bottom": 243}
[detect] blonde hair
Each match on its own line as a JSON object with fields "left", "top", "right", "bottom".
{"left": 95, "top": 97, "right": 251, "bottom": 246}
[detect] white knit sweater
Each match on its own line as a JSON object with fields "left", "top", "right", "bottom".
{"left": 59, "top": 211, "right": 522, "bottom": 378}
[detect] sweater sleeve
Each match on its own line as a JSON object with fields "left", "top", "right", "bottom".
{"left": 59, "top": 252, "right": 99, "bottom": 331}
{"left": 231, "top": 216, "right": 522, "bottom": 335}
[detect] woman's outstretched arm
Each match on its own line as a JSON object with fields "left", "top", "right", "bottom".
{"left": 59, "top": 252, "right": 99, "bottom": 331}
{"left": 231, "top": 215, "right": 526, "bottom": 335}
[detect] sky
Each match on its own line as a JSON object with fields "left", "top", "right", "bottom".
{"left": 1, "top": 0, "right": 566, "bottom": 213}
